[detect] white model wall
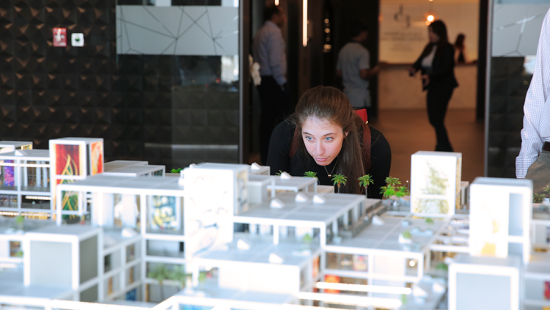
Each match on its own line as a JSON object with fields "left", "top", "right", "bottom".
{"left": 30, "top": 241, "right": 72, "bottom": 287}
{"left": 219, "top": 263, "right": 300, "bottom": 294}
{"left": 455, "top": 273, "right": 512, "bottom": 310}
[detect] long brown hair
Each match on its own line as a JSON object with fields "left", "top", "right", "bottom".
{"left": 291, "top": 86, "right": 364, "bottom": 194}
{"left": 422, "top": 20, "right": 450, "bottom": 58}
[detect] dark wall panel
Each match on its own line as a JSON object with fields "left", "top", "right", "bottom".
{"left": 0, "top": 0, "right": 125, "bottom": 160}
{"left": 487, "top": 57, "right": 529, "bottom": 178}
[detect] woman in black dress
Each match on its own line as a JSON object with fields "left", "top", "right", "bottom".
{"left": 266, "top": 86, "right": 391, "bottom": 198}
{"left": 454, "top": 33, "right": 468, "bottom": 64}
{"left": 408, "top": 20, "right": 458, "bottom": 152}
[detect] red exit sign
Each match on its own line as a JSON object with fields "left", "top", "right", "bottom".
{"left": 53, "top": 28, "right": 67, "bottom": 47}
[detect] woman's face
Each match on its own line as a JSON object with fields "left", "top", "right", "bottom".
{"left": 428, "top": 27, "right": 439, "bottom": 43}
{"left": 302, "top": 117, "right": 347, "bottom": 166}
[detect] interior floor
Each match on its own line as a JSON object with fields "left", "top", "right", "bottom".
{"left": 372, "top": 108, "right": 484, "bottom": 184}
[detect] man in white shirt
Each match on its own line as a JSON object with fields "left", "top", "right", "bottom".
{"left": 336, "top": 20, "right": 380, "bottom": 115}
{"left": 253, "top": 4, "right": 291, "bottom": 165}
{"left": 517, "top": 8, "right": 550, "bottom": 194}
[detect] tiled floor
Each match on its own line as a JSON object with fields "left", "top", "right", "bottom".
{"left": 251, "top": 108, "right": 485, "bottom": 184}
{"left": 372, "top": 108, "right": 485, "bottom": 184}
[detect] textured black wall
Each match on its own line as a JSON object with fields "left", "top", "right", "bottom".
{"left": 487, "top": 57, "right": 529, "bottom": 178}
{"left": 0, "top": 0, "right": 123, "bottom": 159}
{"left": 0, "top": 1, "right": 242, "bottom": 168}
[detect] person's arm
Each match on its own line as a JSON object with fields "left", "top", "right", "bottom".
{"left": 517, "top": 9, "right": 550, "bottom": 178}
{"left": 367, "top": 126, "right": 392, "bottom": 199}
{"left": 359, "top": 67, "right": 380, "bottom": 79}
{"left": 267, "top": 29, "right": 287, "bottom": 86}
{"left": 428, "top": 44, "right": 455, "bottom": 80}
{"left": 357, "top": 48, "right": 379, "bottom": 80}
{"left": 408, "top": 45, "right": 427, "bottom": 75}
{"left": 411, "top": 46, "right": 427, "bottom": 71}
{"left": 266, "top": 120, "right": 294, "bottom": 175}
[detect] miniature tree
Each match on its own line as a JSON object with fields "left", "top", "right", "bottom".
{"left": 380, "top": 177, "right": 409, "bottom": 200}
{"left": 170, "top": 265, "right": 188, "bottom": 289}
{"left": 534, "top": 193, "right": 545, "bottom": 204}
{"left": 148, "top": 264, "right": 170, "bottom": 301}
{"left": 276, "top": 170, "right": 285, "bottom": 176}
{"left": 303, "top": 233, "right": 313, "bottom": 244}
{"left": 380, "top": 185, "right": 396, "bottom": 199}
{"left": 15, "top": 215, "right": 24, "bottom": 230}
{"left": 425, "top": 217, "right": 434, "bottom": 224}
{"left": 435, "top": 262, "right": 449, "bottom": 272}
{"left": 358, "top": 174, "right": 374, "bottom": 198}
{"left": 401, "top": 230, "right": 412, "bottom": 240}
{"left": 331, "top": 174, "right": 347, "bottom": 194}
{"left": 304, "top": 171, "right": 317, "bottom": 179}
{"left": 301, "top": 233, "right": 313, "bottom": 250}
{"left": 385, "top": 177, "right": 401, "bottom": 187}
{"left": 170, "top": 168, "right": 182, "bottom": 173}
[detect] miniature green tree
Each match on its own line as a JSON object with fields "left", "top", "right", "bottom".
{"left": 304, "top": 171, "right": 317, "bottom": 179}
{"left": 147, "top": 264, "right": 170, "bottom": 301}
{"left": 435, "top": 262, "right": 449, "bottom": 272}
{"left": 425, "top": 217, "right": 434, "bottom": 224}
{"left": 380, "top": 186, "right": 396, "bottom": 199}
{"left": 15, "top": 215, "right": 24, "bottom": 230}
{"left": 332, "top": 174, "right": 348, "bottom": 194}
{"left": 169, "top": 266, "right": 188, "bottom": 289}
{"left": 400, "top": 294, "right": 408, "bottom": 305}
{"left": 402, "top": 230, "right": 412, "bottom": 240}
{"left": 534, "top": 193, "right": 545, "bottom": 204}
{"left": 276, "top": 170, "right": 285, "bottom": 176}
{"left": 385, "top": 177, "right": 401, "bottom": 187}
{"left": 198, "top": 270, "right": 208, "bottom": 283}
{"left": 170, "top": 168, "right": 182, "bottom": 173}
{"left": 303, "top": 233, "right": 313, "bottom": 244}
{"left": 358, "top": 175, "right": 374, "bottom": 198}
{"left": 380, "top": 177, "right": 409, "bottom": 200}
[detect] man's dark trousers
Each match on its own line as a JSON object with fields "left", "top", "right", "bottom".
{"left": 257, "top": 76, "right": 292, "bottom": 165}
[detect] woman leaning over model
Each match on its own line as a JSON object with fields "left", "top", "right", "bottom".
{"left": 266, "top": 86, "right": 391, "bottom": 198}
{"left": 408, "top": 20, "right": 458, "bottom": 152}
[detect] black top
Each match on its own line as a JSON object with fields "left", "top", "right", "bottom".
{"left": 457, "top": 50, "right": 465, "bottom": 64}
{"left": 412, "top": 42, "right": 459, "bottom": 91}
{"left": 266, "top": 120, "right": 392, "bottom": 199}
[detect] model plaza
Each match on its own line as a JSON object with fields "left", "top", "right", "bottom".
{"left": 0, "top": 138, "right": 545, "bottom": 310}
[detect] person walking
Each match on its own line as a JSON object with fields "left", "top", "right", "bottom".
{"left": 337, "top": 20, "right": 380, "bottom": 118}
{"left": 252, "top": 4, "right": 292, "bottom": 165}
{"left": 408, "top": 20, "right": 458, "bottom": 152}
{"left": 454, "top": 33, "right": 469, "bottom": 64}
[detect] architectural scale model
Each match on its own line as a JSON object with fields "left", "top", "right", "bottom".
{"left": 0, "top": 140, "right": 549, "bottom": 310}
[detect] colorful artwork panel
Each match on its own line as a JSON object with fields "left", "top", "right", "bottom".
{"left": 55, "top": 144, "right": 83, "bottom": 177}
{"left": 150, "top": 196, "right": 178, "bottom": 231}
{"left": 469, "top": 187, "right": 510, "bottom": 258}
{"left": 3, "top": 160, "right": 14, "bottom": 187}
{"left": 90, "top": 141, "right": 104, "bottom": 175}
{"left": 410, "top": 152, "right": 461, "bottom": 216}
{"left": 312, "top": 256, "right": 320, "bottom": 279}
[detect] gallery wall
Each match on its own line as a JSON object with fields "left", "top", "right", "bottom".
{"left": 380, "top": 0, "right": 479, "bottom": 64}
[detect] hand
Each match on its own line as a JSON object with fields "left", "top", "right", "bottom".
{"left": 407, "top": 67, "right": 416, "bottom": 76}
{"left": 421, "top": 74, "right": 430, "bottom": 87}
{"left": 371, "top": 66, "right": 380, "bottom": 75}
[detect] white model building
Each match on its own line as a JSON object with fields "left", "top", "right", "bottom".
{"left": 2, "top": 145, "right": 550, "bottom": 310}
